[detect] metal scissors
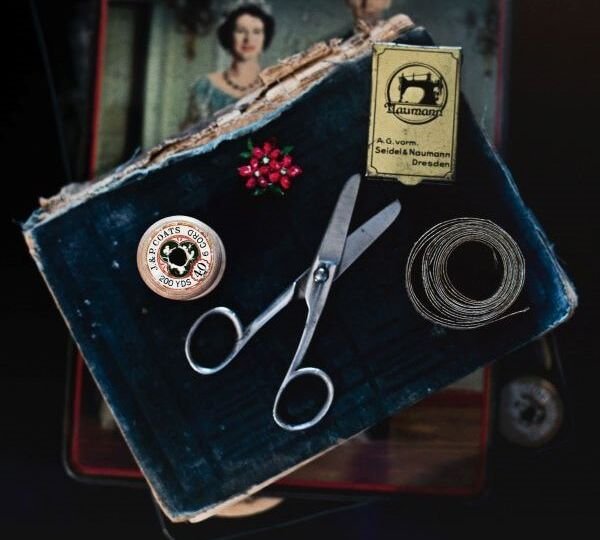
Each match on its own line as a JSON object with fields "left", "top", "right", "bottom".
{"left": 185, "top": 174, "right": 401, "bottom": 431}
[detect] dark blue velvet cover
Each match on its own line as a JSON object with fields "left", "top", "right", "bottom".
{"left": 23, "top": 29, "right": 576, "bottom": 520}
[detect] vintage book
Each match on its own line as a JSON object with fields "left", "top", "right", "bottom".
{"left": 23, "top": 17, "right": 576, "bottom": 522}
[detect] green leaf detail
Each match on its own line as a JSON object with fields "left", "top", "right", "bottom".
{"left": 247, "top": 138, "right": 254, "bottom": 151}
{"left": 282, "top": 145, "right": 294, "bottom": 155}
{"left": 239, "top": 151, "right": 252, "bottom": 159}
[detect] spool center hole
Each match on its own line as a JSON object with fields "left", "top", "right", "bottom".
{"left": 169, "top": 247, "right": 187, "bottom": 266}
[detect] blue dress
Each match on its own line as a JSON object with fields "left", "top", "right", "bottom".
{"left": 186, "top": 76, "right": 238, "bottom": 125}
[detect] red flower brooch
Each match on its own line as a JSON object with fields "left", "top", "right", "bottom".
{"left": 237, "top": 139, "right": 303, "bottom": 196}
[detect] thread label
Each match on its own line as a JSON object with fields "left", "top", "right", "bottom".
{"left": 137, "top": 216, "right": 225, "bottom": 301}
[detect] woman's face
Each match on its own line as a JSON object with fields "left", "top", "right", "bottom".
{"left": 232, "top": 14, "right": 265, "bottom": 61}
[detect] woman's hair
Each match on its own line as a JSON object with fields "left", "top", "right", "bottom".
{"left": 217, "top": 4, "right": 275, "bottom": 52}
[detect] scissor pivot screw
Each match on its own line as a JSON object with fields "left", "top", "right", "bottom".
{"left": 313, "top": 266, "right": 330, "bottom": 283}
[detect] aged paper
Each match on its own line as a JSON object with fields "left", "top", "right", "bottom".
{"left": 367, "top": 43, "right": 461, "bottom": 185}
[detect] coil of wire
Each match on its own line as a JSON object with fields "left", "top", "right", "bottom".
{"left": 405, "top": 217, "right": 527, "bottom": 329}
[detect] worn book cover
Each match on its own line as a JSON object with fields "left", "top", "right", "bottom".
{"left": 23, "top": 18, "right": 576, "bottom": 522}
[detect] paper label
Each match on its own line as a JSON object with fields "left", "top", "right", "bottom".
{"left": 136, "top": 216, "right": 225, "bottom": 301}
{"left": 366, "top": 43, "right": 461, "bottom": 185}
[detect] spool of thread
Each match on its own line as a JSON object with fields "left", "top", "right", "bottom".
{"left": 405, "top": 217, "right": 527, "bottom": 329}
{"left": 137, "top": 215, "right": 226, "bottom": 301}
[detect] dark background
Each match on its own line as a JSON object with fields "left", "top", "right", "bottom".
{"left": 2, "top": 0, "right": 599, "bottom": 537}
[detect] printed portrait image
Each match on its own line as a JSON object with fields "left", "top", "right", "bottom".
{"left": 96, "top": 0, "right": 499, "bottom": 182}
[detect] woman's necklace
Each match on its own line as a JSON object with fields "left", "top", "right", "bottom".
{"left": 223, "top": 69, "right": 261, "bottom": 92}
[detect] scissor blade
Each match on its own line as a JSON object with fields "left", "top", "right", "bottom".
{"left": 337, "top": 200, "right": 401, "bottom": 277}
{"left": 316, "top": 174, "right": 361, "bottom": 266}
{"left": 296, "top": 200, "right": 401, "bottom": 298}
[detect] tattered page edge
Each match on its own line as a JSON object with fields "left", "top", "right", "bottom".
{"left": 22, "top": 14, "right": 415, "bottom": 233}
{"left": 21, "top": 12, "right": 578, "bottom": 522}
{"left": 21, "top": 14, "right": 416, "bottom": 523}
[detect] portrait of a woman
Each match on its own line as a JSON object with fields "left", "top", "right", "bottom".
{"left": 185, "top": 1, "right": 275, "bottom": 125}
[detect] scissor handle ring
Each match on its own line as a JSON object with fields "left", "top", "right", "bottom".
{"left": 185, "top": 307, "right": 244, "bottom": 375}
{"left": 272, "top": 367, "right": 334, "bottom": 431}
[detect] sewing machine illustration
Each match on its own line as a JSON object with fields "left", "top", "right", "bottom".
{"left": 398, "top": 70, "right": 444, "bottom": 105}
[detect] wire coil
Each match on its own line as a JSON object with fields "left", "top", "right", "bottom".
{"left": 405, "top": 218, "right": 527, "bottom": 329}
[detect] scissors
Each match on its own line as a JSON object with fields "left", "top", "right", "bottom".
{"left": 185, "top": 174, "right": 401, "bottom": 431}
